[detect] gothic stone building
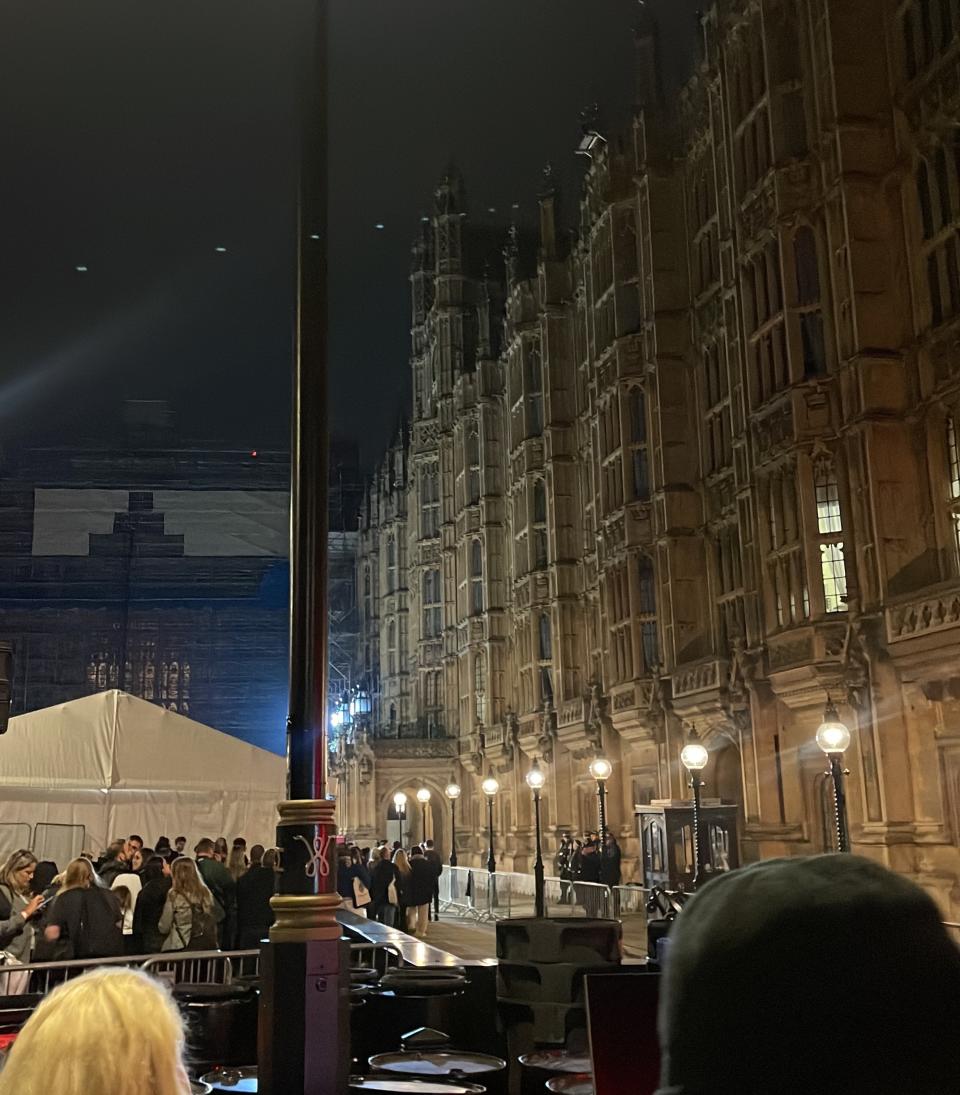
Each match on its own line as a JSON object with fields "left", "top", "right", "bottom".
{"left": 334, "top": 0, "right": 960, "bottom": 915}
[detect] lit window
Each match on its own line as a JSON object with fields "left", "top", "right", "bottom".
{"left": 815, "top": 467, "right": 843, "bottom": 534}
{"left": 948, "top": 417, "right": 960, "bottom": 499}
{"left": 820, "top": 543, "right": 848, "bottom": 613}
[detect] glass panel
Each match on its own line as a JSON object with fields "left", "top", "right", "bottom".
{"left": 820, "top": 542, "right": 848, "bottom": 613}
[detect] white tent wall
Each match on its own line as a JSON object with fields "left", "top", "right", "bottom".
{"left": 0, "top": 691, "right": 286, "bottom": 858}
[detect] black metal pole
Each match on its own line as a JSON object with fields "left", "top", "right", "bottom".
{"left": 421, "top": 803, "right": 428, "bottom": 845}
{"left": 691, "top": 774, "right": 707, "bottom": 889}
{"left": 259, "top": 3, "right": 349, "bottom": 1091}
{"left": 533, "top": 789, "right": 545, "bottom": 918}
{"left": 486, "top": 797, "right": 496, "bottom": 873}
{"left": 596, "top": 781, "right": 607, "bottom": 851}
{"left": 449, "top": 799, "right": 458, "bottom": 867}
{"left": 399, "top": 808, "right": 405, "bottom": 851}
{"left": 829, "top": 755, "right": 851, "bottom": 853}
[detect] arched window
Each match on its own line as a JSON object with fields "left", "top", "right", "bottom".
{"left": 474, "top": 652, "right": 487, "bottom": 724}
{"left": 422, "top": 569, "right": 441, "bottom": 638}
{"left": 637, "top": 555, "right": 659, "bottom": 671}
{"left": 945, "top": 416, "right": 960, "bottom": 561}
{"left": 538, "top": 613, "right": 552, "bottom": 661}
{"left": 466, "top": 427, "right": 481, "bottom": 504}
{"left": 386, "top": 535, "right": 397, "bottom": 593}
{"left": 794, "top": 226, "right": 826, "bottom": 378}
{"left": 470, "top": 540, "right": 484, "bottom": 614}
{"left": 629, "top": 388, "right": 647, "bottom": 443}
{"left": 533, "top": 480, "right": 548, "bottom": 569}
{"left": 814, "top": 460, "right": 847, "bottom": 613}
{"left": 628, "top": 388, "right": 650, "bottom": 501}
{"left": 533, "top": 480, "right": 547, "bottom": 523}
{"left": 387, "top": 620, "right": 397, "bottom": 676}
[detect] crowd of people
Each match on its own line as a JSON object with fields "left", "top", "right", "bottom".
{"left": 336, "top": 838, "right": 443, "bottom": 937}
{"left": 0, "top": 833, "right": 281, "bottom": 990}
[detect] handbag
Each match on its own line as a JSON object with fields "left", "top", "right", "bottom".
{"left": 352, "top": 877, "right": 372, "bottom": 908}
{"left": 387, "top": 880, "right": 399, "bottom": 906}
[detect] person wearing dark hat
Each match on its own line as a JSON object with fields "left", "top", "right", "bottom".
{"left": 655, "top": 854, "right": 960, "bottom": 1095}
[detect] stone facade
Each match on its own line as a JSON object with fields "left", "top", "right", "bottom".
{"left": 334, "top": 0, "right": 960, "bottom": 914}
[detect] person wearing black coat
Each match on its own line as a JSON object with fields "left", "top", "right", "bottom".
{"left": 598, "top": 832, "right": 622, "bottom": 887}
{"left": 133, "top": 856, "right": 171, "bottom": 954}
{"left": 368, "top": 847, "right": 399, "bottom": 927}
{"left": 406, "top": 848, "right": 436, "bottom": 938}
{"left": 236, "top": 850, "right": 278, "bottom": 947}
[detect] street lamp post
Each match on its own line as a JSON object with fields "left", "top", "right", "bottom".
{"left": 482, "top": 775, "right": 499, "bottom": 873}
{"left": 394, "top": 791, "right": 407, "bottom": 850}
{"left": 445, "top": 782, "right": 461, "bottom": 867}
{"left": 816, "top": 700, "right": 852, "bottom": 853}
{"left": 526, "top": 758, "right": 547, "bottom": 918}
{"left": 417, "top": 787, "right": 432, "bottom": 844}
{"left": 260, "top": 2, "right": 351, "bottom": 1090}
{"left": 588, "top": 756, "right": 612, "bottom": 864}
{"left": 680, "top": 741, "right": 710, "bottom": 889}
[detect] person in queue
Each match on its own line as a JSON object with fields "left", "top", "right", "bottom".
{"left": 44, "top": 856, "right": 123, "bottom": 959}
{"left": 423, "top": 838, "right": 442, "bottom": 921}
{"left": 0, "top": 966, "right": 191, "bottom": 1094}
{"left": 406, "top": 846, "right": 436, "bottom": 938}
{"left": 97, "top": 839, "right": 128, "bottom": 885}
{"left": 159, "top": 857, "right": 218, "bottom": 951}
{"left": 0, "top": 849, "right": 43, "bottom": 994}
{"left": 655, "top": 855, "right": 960, "bottom": 1095}
{"left": 133, "top": 855, "right": 172, "bottom": 954}
{"left": 194, "top": 838, "right": 236, "bottom": 947}
{"left": 174, "top": 836, "right": 187, "bottom": 856}
{"left": 369, "top": 845, "right": 399, "bottom": 926}
{"left": 392, "top": 847, "right": 413, "bottom": 929}
{"left": 236, "top": 846, "right": 278, "bottom": 947}
{"left": 213, "top": 836, "right": 229, "bottom": 863}
{"left": 227, "top": 844, "right": 248, "bottom": 882}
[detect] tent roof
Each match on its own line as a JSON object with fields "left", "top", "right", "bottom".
{"left": 1, "top": 691, "right": 286, "bottom": 797}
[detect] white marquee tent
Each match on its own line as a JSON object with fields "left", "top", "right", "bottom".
{"left": 0, "top": 691, "right": 286, "bottom": 863}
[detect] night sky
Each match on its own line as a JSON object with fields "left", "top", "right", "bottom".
{"left": 0, "top": 0, "right": 700, "bottom": 464}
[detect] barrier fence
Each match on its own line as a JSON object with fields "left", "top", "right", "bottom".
{"left": 440, "top": 865, "right": 646, "bottom": 927}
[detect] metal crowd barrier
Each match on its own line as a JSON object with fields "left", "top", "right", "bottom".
{"left": 440, "top": 866, "right": 618, "bottom": 921}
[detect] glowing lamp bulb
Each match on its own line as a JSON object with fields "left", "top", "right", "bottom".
{"left": 526, "top": 763, "right": 546, "bottom": 792}
{"left": 481, "top": 776, "right": 500, "bottom": 798}
{"left": 445, "top": 782, "right": 461, "bottom": 800}
{"left": 589, "top": 757, "right": 612, "bottom": 782}
{"left": 393, "top": 791, "right": 407, "bottom": 810}
{"left": 816, "top": 719, "right": 851, "bottom": 755}
{"left": 416, "top": 787, "right": 432, "bottom": 804}
{"left": 681, "top": 743, "right": 709, "bottom": 772}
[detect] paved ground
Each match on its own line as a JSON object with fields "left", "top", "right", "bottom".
{"left": 412, "top": 909, "right": 648, "bottom": 962}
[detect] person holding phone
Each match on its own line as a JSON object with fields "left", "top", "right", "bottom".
{"left": 0, "top": 849, "right": 44, "bottom": 995}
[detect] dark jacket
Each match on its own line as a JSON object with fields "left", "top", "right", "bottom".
{"left": 196, "top": 856, "right": 237, "bottom": 948}
{"left": 408, "top": 856, "right": 436, "bottom": 907}
{"left": 423, "top": 849, "right": 443, "bottom": 880}
{"left": 48, "top": 886, "right": 123, "bottom": 958}
{"left": 578, "top": 843, "right": 602, "bottom": 884}
{"left": 369, "top": 859, "right": 398, "bottom": 905}
{"left": 599, "top": 842, "right": 622, "bottom": 887}
{"left": 237, "top": 866, "right": 275, "bottom": 948}
{"left": 134, "top": 877, "right": 171, "bottom": 954}
{"left": 98, "top": 858, "right": 127, "bottom": 886}
{"left": 337, "top": 863, "right": 372, "bottom": 909}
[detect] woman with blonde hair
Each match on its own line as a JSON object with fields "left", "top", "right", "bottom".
{"left": 158, "top": 857, "right": 218, "bottom": 951}
{"left": 0, "top": 966, "right": 191, "bottom": 1094}
{"left": 0, "top": 849, "right": 43, "bottom": 994}
{"left": 226, "top": 844, "right": 248, "bottom": 882}
{"left": 44, "top": 857, "right": 122, "bottom": 959}
{"left": 392, "top": 847, "right": 413, "bottom": 931}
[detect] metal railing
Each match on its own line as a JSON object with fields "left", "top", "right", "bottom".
{"left": 440, "top": 866, "right": 619, "bottom": 921}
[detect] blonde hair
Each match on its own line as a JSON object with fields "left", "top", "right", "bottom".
{"left": 226, "top": 846, "right": 247, "bottom": 881}
{"left": 393, "top": 848, "right": 411, "bottom": 877}
{"left": 0, "top": 849, "right": 37, "bottom": 895}
{"left": 0, "top": 967, "right": 189, "bottom": 1095}
{"left": 170, "top": 857, "right": 213, "bottom": 913}
{"left": 59, "top": 857, "right": 95, "bottom": 894}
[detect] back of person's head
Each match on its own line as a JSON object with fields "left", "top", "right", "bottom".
{"left": 378, "top": 846, "right": 392, "bottom": 861}
{"left": 227, "top": 847, "right": 248, "bottom": 879}
{"left": 410, "top": 846, "right": 424, "bottom": 859}
{"left": 657, "top": 854, "right": 960, "bottom": 1095}
{"left": 213, "top": 837, "right": 228, "bottom": 859}
{"left": 113, "top": 884, "right": 132, "bottom": 912}
{"left": 262, "top": 848, "right": 279, "bottom": 872}
{"left": 155, "top": 835, "right": 171, "bottom": 851}
{"left": 103, "top": 839, "right": 125, "bottom": 862}
{"left": 0, "top": 967, "right": 188, "bottom": 1095}
{"left": 194, "top": 838, "right": 215, "bottom": 857}
{"left": 425, "top": 840, "right": 434, "bottom": 849}
{"left": 393, "top": 849, "right": 411, "bottom": 874}
{"left": 349, "top": 846, "right": 363, "bottom": 866}
{"left": 232, "top": 836, "right": 247, "bottom": 849}
{"left": 142, "top": 855, "right": 167, "bottom": 884}
{"left": 249, "top": 844, "right": 265, "bottom": 866}
{"left": 60, "top": 857, "right": 95, "bottom": 893}
{"left": 31, "top": 861, "right": 58, "bottom": 895}
{"left": 170, "top": 857, "right": 213, "bottom": 912}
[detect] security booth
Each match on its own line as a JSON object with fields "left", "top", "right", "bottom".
{"left": 636, "top": 799, "right": 740, "bottom": 890}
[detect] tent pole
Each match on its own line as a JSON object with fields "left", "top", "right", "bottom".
{"left": 258, "top": 3, "right": 348, "bottom": 1092}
